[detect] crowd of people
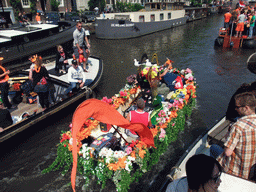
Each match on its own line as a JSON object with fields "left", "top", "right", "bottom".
{"left": 224, "top": 5, "right": 256, "bottom": 38}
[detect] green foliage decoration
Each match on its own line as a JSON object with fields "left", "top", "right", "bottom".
{"left": 116, "top": 2, "right": 143, "bottom": 12}
{"left": 30, "top": 0, "right": 37, "bottom": 15}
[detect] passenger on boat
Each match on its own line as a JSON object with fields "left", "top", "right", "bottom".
{"left": 212, "top": 92, "right": 256, "bottom": 180}
{"left": 0, "top": 101, "right": 13, "bottom": 132}
{"left": 126, "top": 98, "right": 152, "bottom": 138}
{"left": 224, "top": 10, "right": 232, "bottom": 29}
{"left": 63, "top": 59, "right": 85, "bottom": 97}
{"left": 22, "top": 12, "right": 30, "bottom": 25}
{"left": 18, "top": 12, "right": 24, "bottom": 27}
{"left": 248, "top": 11, "right": 255, "bottom": 38}
{"left": 165, "top": 154, "right": 222, "bottom": 192}
{"left": 55, "top": 45, "right": 71, "bottom": 74}
{"left": 73, "top": 21, "right": 90, "bottom": 72}
{"left": 31, "top": 55, "right": 50, "bottom": 109}
{"left": 235, "top": 10, "right": 246, "bottom": 37}
{"left": 0, "top": 57, "right": 15, "bottom": 109}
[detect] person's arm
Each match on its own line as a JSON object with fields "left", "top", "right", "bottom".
{"left": 224, "top": 147, "right": 233, "bottom": 157}
{"left": 85, "top": 35, "right": 90, "bottom": 48}
{"left": 0, "top": 70, "right": 9, "bottom": 78}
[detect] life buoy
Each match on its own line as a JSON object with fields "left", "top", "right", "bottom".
{"left": 0, "top": 65, "right": 9, "bottom": 83}
{"left": 174, "top": 76, "right": 183, "bottom": 89}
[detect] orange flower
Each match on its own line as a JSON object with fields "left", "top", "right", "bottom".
{"left": 139, "top": 149, "right": 146, "bottom": 159}
{"left": 118, "top": 157, "right": 127, "bottom": 169}
{"left": 151, "top": 128, "right": 159, "bottom": 137}
{"left": 107, "top": 163, "right": 119, "bottom": 171}
{"left": 170, "top": 111, "right": 178, "bottom": 118}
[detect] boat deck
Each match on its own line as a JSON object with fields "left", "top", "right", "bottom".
{"left": 8, "top": 56, "right": 101, "bottom": 125}
{"left": 207, "top": 118, "right": 231, "bottom": 147}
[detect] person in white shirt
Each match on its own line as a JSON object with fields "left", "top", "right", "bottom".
{"left": 64, "top": 59, "right": 85, "bottom": 96}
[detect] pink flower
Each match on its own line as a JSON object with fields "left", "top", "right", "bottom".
{"left": 125, "top": 146, "right": 133, "bottom": 155}
{"left": 159, "top": 128, "right": 166, "bottom": 139}
{"left": 186, "top": 68, "right": 192, "bottom": 74}
{"left": 168, "top": 103, "right": 173, "bottom": 109}
{"left": 69, "top": 123, "right": 72, "bottom": 128}
{"left": 188, "top": 76, "right": 193, "bottom": 81}
{"left": 172, "top": 123, "right": 175, "bottom": 126}
{"left": 120, "top": 91, "right": 127, "bottom": 97}
{"left": 179, "top": 98, "right": 183, "bottom": 104}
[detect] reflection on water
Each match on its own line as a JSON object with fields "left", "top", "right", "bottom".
{"left": 1, "top": 14, "right": 256, "bottom": 192}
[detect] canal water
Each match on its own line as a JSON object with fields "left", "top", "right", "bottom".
{"left": 1, "top": 14, "right": 256, "bottom": 192}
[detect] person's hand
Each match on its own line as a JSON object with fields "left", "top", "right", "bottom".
{"left": 79, "top": 49, "right": 83, "bottom": 54}
{"left": 78, "top": 80, "right": 82, "bottom": 83}
{"left": 80, "top": 82, "right": 85, "bottom": 88}
{"left": 5, "top": 70, "right": 10, "bottom": 75}
{"left": 64, "top": 60, "right": 68, "bottom": 64}
{"left": 87, "top": 43, "right": 91, "bottom": 48}
{"left": 0, "top": 127, "right": 4, "bottom": 132}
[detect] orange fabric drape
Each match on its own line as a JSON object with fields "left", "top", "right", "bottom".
{"left": 71, "top": 99, "right": 154, "bottom": 192}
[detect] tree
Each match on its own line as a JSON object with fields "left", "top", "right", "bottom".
{"left": 88, "top": 0, "right": 105, "bottom": 12}
{"left": 50, "top": 0, "right": 60, "bottom": 12}
{"left": 9, "top": 0, "right": 22, "bottom": 21}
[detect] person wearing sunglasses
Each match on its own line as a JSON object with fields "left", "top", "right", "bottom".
{"left": 214, "top": 92, "right": 256, "bottom": 180}
{"left": 166, "top": 154, "right": 222, "bottom": 192}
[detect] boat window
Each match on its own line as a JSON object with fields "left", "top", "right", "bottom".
{"left": 168, "top": 13, "right": 171, "bottom": 19}
{"left": 152, "top": 4, "right": 155, "bottom": 8}
{"left": 150, "top": 14, "right": 155, "bottom": 21}
{"left": 160, "top": 13, "right": 164, "bottom": 20}
{"left": 139, "top": 16, "right": 145, "bottom": 22}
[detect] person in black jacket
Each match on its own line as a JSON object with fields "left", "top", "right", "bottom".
{"left": 0, "top": 102, "right": 13, "bottom": 132}
{"left": 55, "top": 45, "right": 71, "bottom": 74}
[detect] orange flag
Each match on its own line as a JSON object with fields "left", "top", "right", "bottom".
{"left": 71, "top": 99, "right": 154, "bottom": 192}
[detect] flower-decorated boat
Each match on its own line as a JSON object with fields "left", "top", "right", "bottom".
{"left": 42, "top": 55, "right": 197, "bottom": 192}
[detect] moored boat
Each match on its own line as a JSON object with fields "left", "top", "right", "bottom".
{"left": 0, "top": 56, "right": 103, "bottom": 143}
{"left": 95, "top": 8, "right": 187, "bottom": 39}
{"left": 0, "top": 22, "right": 76, "bottom": 64}
{"left": 42, "top": 54, "right": 197, "bottom": 191}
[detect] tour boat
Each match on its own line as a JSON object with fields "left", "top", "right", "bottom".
{"left": 42, "top": 54, "right": 197, "bottom": 191}
{"left": 159, "top": 116, "right": 256, "bottom": 191}
{"left": 215, "top": 27, "right": 256, "bottom": 49}
{"left": 0, "top": 22, "right": 76, "bottom": 64}
{"left": 0, "top": 56, "right": 103, "bottom": 143}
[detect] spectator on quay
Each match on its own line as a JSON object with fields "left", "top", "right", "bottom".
{"left": 18, "top": 12, "right": 24, "bottom": 27}
{"left": 55, "top": 45, "right": 71, "bottom": 74}
{"left": 0, "top": 57, "right": 15, "bottom": 109}
{"left": 224, "top": 10, "right": 232, "bottom": 29}
{"left": 73, "top": 21, "right": 90, "bottom": 72}
{"left": 235, "top": 9, "right": 246, "bottom": 37}
{"left": 31, "top": 55, "right": 50, "bottom": 110}
{"left": 63, "top": 59, "right": 85, "bottom": 98}
{"left": 22, "top": 12, "right": 30, "bottom": 25}
{"left": 211, "top": 92, "right": 256, "bottom": 180}
{"left": 166, "top": 154, "right": 222, "bottom": 192}
{"left": 35, "top": 12, "right": 42, "bottom": 24}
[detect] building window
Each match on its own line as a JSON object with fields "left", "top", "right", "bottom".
{"left": 160, "top": 13, "right": 164, "bottom": 20}
{"left": 168, "top": 13, "right": 171, "bottom": 19}
{"left": 58, "top": 0, "right": 64, "bottom": 7}
{"left": 139, "top": 15, "right": 144, "bottom": 22}
{"left": 150, "top": 14, "right": 155, "bottom": 21}
{"left": 21, "top": 0, "right": 30, "bottom": 8}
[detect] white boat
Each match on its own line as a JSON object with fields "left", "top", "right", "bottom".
{"left": 160, "top": 116, "right": 256, "bottom": 191}
{"left": 0, "top": 56, "right": 103, "bottom": 143}
{"left": 95, "top": 9, "right": 187, "bottom": 39}
{"left": 0, "top": 22, "right": 76, "bottom": 64}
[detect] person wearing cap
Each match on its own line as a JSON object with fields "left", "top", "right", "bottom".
{"left": 0, "top": 57, "right": 14, "bottom": 109}
{"left": 63, "top": 59, "right": 86, "bottom": 97}
{"left": 126, "top": 98, "right": 152, "bottom": 138}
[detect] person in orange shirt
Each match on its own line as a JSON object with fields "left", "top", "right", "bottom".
{"left": 35, "top": 13, "right": 42, "bottom": 24}
{"left": 224, "top": 10, "right": 232, "bottom": 29}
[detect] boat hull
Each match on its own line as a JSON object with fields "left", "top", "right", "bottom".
{"left": 95, "top": 16, "right": 187, "bottom": 39}
{"left": 0, "top": 22, "right": 76, "bottom": 65}
{"left": 215, "top": 36, "right": 256, "bottom": 49}
{"left": 0, "top": 56, "right": 103, "bottom": 143}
